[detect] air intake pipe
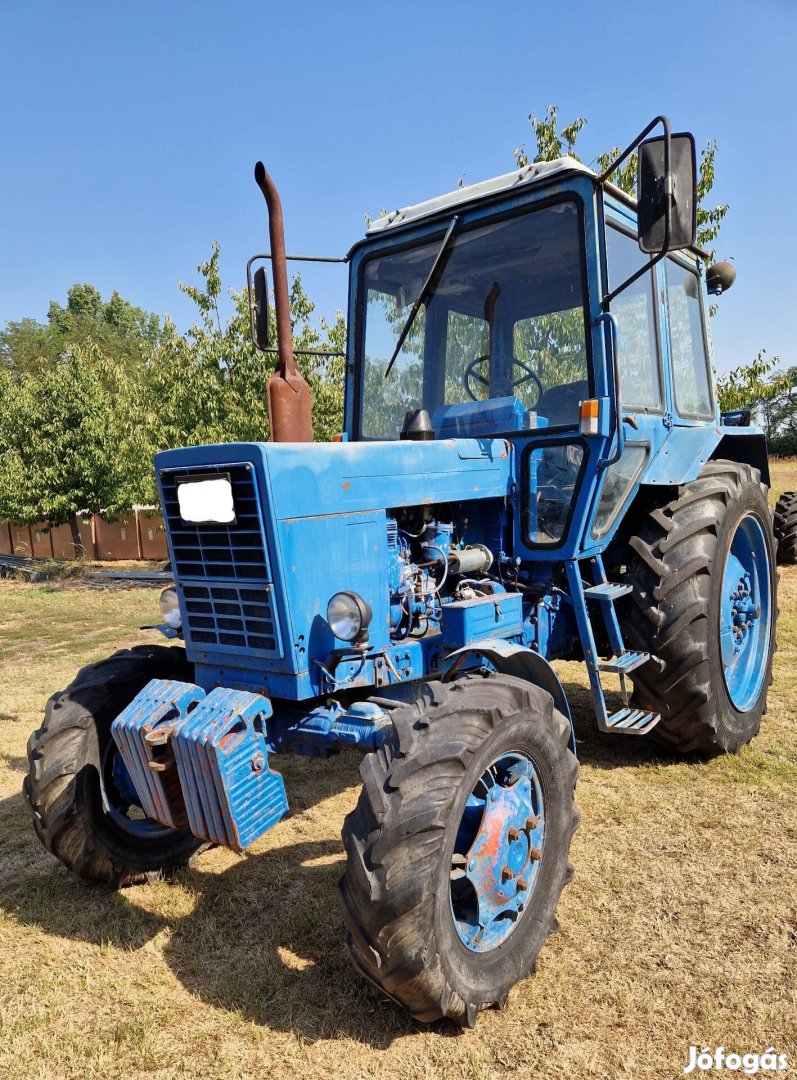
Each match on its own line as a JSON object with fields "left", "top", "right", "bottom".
{"left": 254, "top": 162, "right": 313, "bottom": 442}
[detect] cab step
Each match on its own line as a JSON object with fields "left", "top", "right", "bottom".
{"left": 597, "top": 650, "right": 649, "bottom": 674}
{"left": 583, "top": 582, "right": 633, "bottom": 601}
{"left": 604, "top": 708, "right": 661, "bottom": 734}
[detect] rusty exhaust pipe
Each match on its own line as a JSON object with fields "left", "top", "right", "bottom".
{"left": 253, "top": 161, "right": 313, "bottom": 443}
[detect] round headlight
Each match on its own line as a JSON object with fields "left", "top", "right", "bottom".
{"left": 327, "top": 591, "right": 372, "bottom": 642}
{"left": 159, "top": 587, "right": 182, "bottom": 630}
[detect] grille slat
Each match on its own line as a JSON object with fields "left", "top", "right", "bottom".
{"left": 160, "top": 463, "right": 284, "bottom": 660}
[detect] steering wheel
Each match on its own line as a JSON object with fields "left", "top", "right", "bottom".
{"left": 463, "top": 354, "right": 543, "bottom": 409}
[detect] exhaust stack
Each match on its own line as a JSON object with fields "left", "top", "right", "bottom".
{"left": 254, "top": 162, "right": 313, "bottom": 442}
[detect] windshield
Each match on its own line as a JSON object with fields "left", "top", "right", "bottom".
{"left": 358, "top": 200, "right": 590, "bottom": 439}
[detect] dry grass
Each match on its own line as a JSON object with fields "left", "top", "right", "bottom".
{"left": 768, "top": 458, "right": 797, "bottom": 507}
{"left": 1, "top": 500, "right": 796, "bottom": 1077}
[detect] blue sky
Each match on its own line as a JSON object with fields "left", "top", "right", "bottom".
{"left": 1, "top": 0, "right": 794, "bottom": 372}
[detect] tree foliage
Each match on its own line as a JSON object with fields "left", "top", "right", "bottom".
{"left": 0, "top": 283, "right": 163, "bottom": 377}
{"left": 715, "top": 351, "right": 797, "bottom": 455}
{"left": 0, "top": 245, "right": 346, "bottom": 523}
{"left": 0, "top": 343, "right": 136, "bottom": 537}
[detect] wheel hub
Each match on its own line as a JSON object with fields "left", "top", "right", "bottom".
{"left": 728, "top": 573, "right": 760, "bottom": 652}
{"left": 450, "top": 753, "right": 545, "bottom": 952}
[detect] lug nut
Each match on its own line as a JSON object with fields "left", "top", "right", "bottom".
{"left": 507, "top": 828, "right": 521, "bottom": 842}
{"left": 516, "top": 878, "right": 529, "bottom": 892}
{"left": 501, "top": 866, "right": 515, "bottom": 882}
{"left": 529, "top": 846, "right": 542, "bottom": 861}
{"left": 525, "top": 816, "right": 539, "bottom": 831}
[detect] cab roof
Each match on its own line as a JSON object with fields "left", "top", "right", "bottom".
{"left": 366, "top": 156, "right": 607, "bottom": 235}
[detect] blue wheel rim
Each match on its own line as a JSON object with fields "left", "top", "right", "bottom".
{"left": 719, "top": 512, "right": 772, "bottom": 712}
{"left": 450, "top": 750, "right": 545, "bottom": 953}
{"left": 101, "top": 741, "right": 175, "bottom": 839}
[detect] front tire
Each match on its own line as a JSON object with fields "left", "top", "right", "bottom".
{"left": 25, "top": 645, "right": 205, "bottom": 887}
{"left": 625, "top": 460, "right": 777, "bottom": 756}
{"left": 337, "top": 672, "right": 578, "bottom": 1026}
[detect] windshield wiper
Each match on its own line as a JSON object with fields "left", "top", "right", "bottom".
{"left": 384, "top": 214, "right": 460, "bottom": 378}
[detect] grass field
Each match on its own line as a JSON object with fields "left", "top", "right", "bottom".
{"left": 0, "top": 464, "right": 795, "bottom": 1079}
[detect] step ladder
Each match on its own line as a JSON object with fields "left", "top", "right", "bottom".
{"left": 565, "top": 556, "right": 661, "bottom": 736}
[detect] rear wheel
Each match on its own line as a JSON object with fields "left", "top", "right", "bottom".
{"left": 25, "top": 645, "right": 204, "bottom": 887}
{"left": 625, "top": 460, "right": 776, "bottom": 756}
{"left": 773, "top": 490, "right": 797, "bottom": 564}
{"left": 337, "top": 672, "right": 578, "bottom": 1026}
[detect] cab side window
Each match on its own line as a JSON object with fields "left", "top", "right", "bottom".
{"left": 606, "top": 225, "right": 661, "bottom": 410}
{"left": 666, "top": 259, "right": 713, "bottom": 419}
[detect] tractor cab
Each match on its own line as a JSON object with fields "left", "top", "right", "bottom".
{"left": 339, "top": 121, "right": 728, "bottom": 563}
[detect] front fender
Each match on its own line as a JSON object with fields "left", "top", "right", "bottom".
{"left": 443, "top": 639, "right": 576, "bottom": 756}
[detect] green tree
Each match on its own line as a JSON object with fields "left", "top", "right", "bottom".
{"left": 0, "top": 342, "right": 136, "bottom": 552}
{"left": 715, "top": 350, "right": 789, "bottom": 417}
{"left": 761, "top": 366, "right": 797, "bottom": 453}
{"left": 0, "top": 283, "right": 163, "bottom": 377}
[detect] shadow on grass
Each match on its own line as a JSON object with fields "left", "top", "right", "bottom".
{"left": 560, "top": 678, "right": 681, "bottom": 770}
{"left": 164, "top": 837, "right": 454, "bottom": 1045}
{"left": 0, "top": 782, "right": 454, "bottom": 1046}
{"left": 0, "top": 689, "right": 683, "bottom": 1045}
{"left": 0, "top": 751, "right": 28, "bottom": 774}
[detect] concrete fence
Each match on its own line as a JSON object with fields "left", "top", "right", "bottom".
{"left": 0, "top": 508, "right": 169, "bottom": 561}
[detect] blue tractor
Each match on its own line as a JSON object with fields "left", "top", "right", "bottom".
{"left": 25, "top": 118, "right": 777, "bottom": 1026}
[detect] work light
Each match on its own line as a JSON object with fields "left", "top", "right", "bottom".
{"left": 327, "top": 591, "right": 372, "bottom": 643}
{"left": 159, "top": 587, "right": 182, "bottom": 631}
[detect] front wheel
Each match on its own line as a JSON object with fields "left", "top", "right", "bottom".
{"left": 25, "top": 645, "right": 205, "bottom": 887}
{"left": 337, "top": 672, "right": 579, "bottom": 1026}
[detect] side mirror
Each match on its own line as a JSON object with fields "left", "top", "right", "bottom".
{"left": 637, "top": 132, "right": 697, "bottom": 254}
{"left": 251, "top": 265, "right": 270, "bottom": 351}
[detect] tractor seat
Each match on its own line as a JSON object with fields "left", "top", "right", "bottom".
{"left": 536, "top": 380, "right": 589, "bottom": 428}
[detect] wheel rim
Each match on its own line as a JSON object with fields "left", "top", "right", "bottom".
{"left": 100, "top": 740, "right": 175, "bottom": 839}
{"left": 719, "top": 511, "right": 772, "bottom": 712}
{"left": 450, "top": 751, "right": 545, "bottom": 952}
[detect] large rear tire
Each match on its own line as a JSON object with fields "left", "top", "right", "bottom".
{"left": 773, "top": 490, "right": 797, "bottom": 565}
{"left": 25, "top": 645, "right": 205, "bottom": 887}
{"left": 337, "top": 672, "right": 578, "bottom": 1026}
{"left": 625, "top": 460, "right": 776, "bottom": 756}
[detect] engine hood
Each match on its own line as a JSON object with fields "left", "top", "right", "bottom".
{"left": 155, "top": 437, "right": 513, "bottom": 521}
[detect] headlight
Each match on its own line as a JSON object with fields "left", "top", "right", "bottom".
{"left": 159, "top": 587, "right": 182, "bottom": 631}
{"left": 327, "top": 591, "right": 372, "bottom": 643}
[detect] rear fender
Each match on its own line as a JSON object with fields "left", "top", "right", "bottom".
{"left": 443, "top": 639, "right": 576, "bottom": 755}
{"left": 641, "top": 426, "right": 770, "bottom": 488}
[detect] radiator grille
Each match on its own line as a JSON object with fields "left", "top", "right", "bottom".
{"left": 161, "top": 464, "right": 270, "bottom": 581}
{"left": 182, "top": 583, "right": 280, "bottom": 653}
{"left": 160, "top": 463, "right": 283, "bottom": 659}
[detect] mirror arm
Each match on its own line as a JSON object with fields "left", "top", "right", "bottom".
{"left": 602, "top": 242, "right": 669, "bottom": 308}
{"left": 599, "top": 114, "right": 670, "bottom": 184}
{"left": 601, "top": 114, "right": 673, "bottom": 307}
{"left": 246, "top": 251, "right": 348, "bottom": 355}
